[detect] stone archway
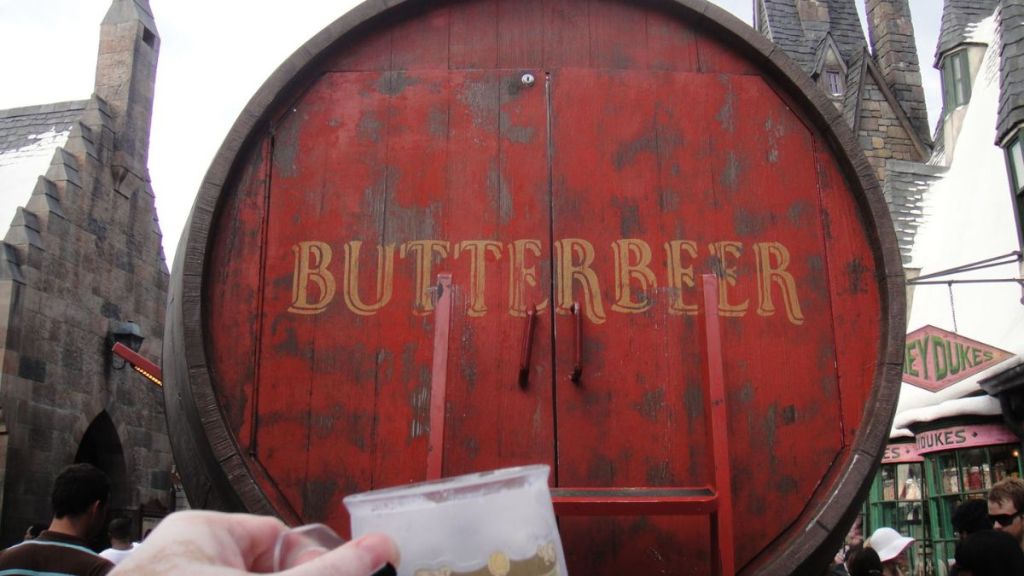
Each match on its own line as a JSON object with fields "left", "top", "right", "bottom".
{"left": 74, "top": 412, "right": 129, "bottom": 514}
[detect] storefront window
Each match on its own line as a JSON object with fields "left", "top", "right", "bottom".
{"left": 918, "top": 424, "right": 1023, "bottom": 575}
{"left": 869, "top": 460, "right": 929, "bottom": 574}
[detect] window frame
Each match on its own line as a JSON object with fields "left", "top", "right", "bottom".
{"left": 825, "top": 69, "right": 844, "bottom": 97}
{"left": 1004, "top": 132, "right": 1024, "bottom": 248}
{"left": 942, "top": 49, "right": 972, "bottom": 109}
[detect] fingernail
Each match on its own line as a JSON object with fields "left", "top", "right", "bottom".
{"left": 371, "top": 563, "right": 396, "bottom": 576}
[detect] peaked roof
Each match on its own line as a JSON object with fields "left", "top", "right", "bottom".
{"left": 759, "top": 0, "right": 817, "bottom": 70}
{"left": 0, "top": 101, "right": 86, "bottom": 239}
{"left": 935, "top": 0, "right": 1001, "bottom": 63}
{"left": 826, "top": 0, "right": 869, "bottom": 63}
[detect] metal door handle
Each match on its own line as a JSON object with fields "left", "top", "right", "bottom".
{"left": 570, "top": 302, "right": 582, "bottom": 384}
{"left": 518, "top": 305, "right": 538, "bottom": 388}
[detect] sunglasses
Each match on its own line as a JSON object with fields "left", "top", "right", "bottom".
{"left": 989, "top": 512, "right": 1021, "bottom": 527}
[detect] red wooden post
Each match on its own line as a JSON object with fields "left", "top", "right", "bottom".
{"left": 427, "top": 273, "right": 453, "bottom": 480}
{"left": 703, "top": 274, "right": 735, "bottom": 576}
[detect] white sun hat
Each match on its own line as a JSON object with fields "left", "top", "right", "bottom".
{"left": 867, "top": 527, "right": 915, "bottom": 562}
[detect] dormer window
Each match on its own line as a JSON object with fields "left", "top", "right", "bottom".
{"left": 825, "top": 70, "right": 844, "bottom": 97}
{"left": 941, "top": 50, "right": 971, "bottom": 109}
{"left": 1005, "top": 134, "right": 1024, "bottom": 246}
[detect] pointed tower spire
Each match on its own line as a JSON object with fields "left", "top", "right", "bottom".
{"left": 865, "top": 0, "right": 931, "bottom": 144}
{"left": 94, "top": 0, "right": 159, "bottom": 174}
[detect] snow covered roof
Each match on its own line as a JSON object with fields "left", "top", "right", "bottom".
{"left": 0, "top": 101, "right": 85, "bottom": 239}
{"left": 893, "top": 7, "right": 1024, "bottom": 435}
{"left": 935, "top": 0, "right": 1000, "bottom": 64}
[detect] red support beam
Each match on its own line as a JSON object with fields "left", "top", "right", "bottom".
{"left": 112, "top": 342, "right": 163, "bottom": 386}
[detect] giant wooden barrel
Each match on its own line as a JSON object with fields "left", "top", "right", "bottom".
{"left": 163, "top": 0, "right": 905, "bottom": 573}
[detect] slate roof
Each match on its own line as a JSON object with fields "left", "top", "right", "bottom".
{"left": 0, "top": 101, "right": 86, "bottom": 238}
{"left": 760, "top": 0, "right": 817, "bottom": 71}
{"left": 997, "top": 0, "right": 1024, "bottom": 143}
{"left": 881, "top": 160, "right": 947, "bottom": 265}
{"left": 935, "top": 0, "right": 1001, "bottom": 63}
{"left": 826, "top": 0, "right": 868, "bottom": 63}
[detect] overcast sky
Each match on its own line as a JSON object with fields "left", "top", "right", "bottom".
{"left": 0, "top": 0, "right": 942, "bottom": 265}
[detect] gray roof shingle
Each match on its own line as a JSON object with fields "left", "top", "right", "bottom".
{"left": 883, "top": 160, "right": 947, "bottom": 265}
{"left": 935, "top": 0, "right": 1000, "bottom": 64}
{"left": 0, "top": 101, "right": 86, "bottom": 156}
{"left": 997, "top": 0, "right": 1024, "bottom": 143}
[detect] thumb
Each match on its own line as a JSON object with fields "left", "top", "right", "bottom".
{"left": 283, "top": 533, "right": 399, "bottom": 576}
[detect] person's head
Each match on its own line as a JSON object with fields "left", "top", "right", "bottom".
{"left": 866, "top": 527, "right": 914, "bottom": 568}
{"left": 108, "top": 517, "right": 133, "bottom": 544}
{"left": 51, "top": 463, "right": 111, "bottom": 538}
{"left": 954, "top": 499, "right": 993, "bottom": 540}
{"left": 23, "top": 523, "right": 47, "bottom": 541}
{"left": 847, "top": 545, "right": 884, "bottom": 576}
{"left": 987, "top": 477, "right": 1024, "bottom": 542}
{"left": 955, "top": 529, "right": 1024, "bottom": 576}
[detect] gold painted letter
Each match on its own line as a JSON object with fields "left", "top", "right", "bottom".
{"left": 508, "top": 239, "right": 548, "bottom": 317}
{"left": 708, "top": 241, "right": 749, "bottom": 317}
{"left": 289, "top": 241, "right": 336, "bottom": 315}
{"left": 400, "top": 240, "right": 450, "bottom": 315}
{"left": 555, "top": 238, "right": 607, "bottom": 324}
{"left": 754, "top": 242, "right": 805, "bottom": 325}
{"left": 664, "top": 240, "right": 698, "bottom": 315}
{"left": 455, "top": 240, "right": 503, "bottom": 317}
{"left": 612, "top": 239, "right": 657, "bottom": 313}
{"left": 342, "top": 241, "right": 395, "bottom": 316}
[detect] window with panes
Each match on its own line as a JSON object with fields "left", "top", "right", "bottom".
{"left": 942, "top": 50, "right": 971, "bottom": 109}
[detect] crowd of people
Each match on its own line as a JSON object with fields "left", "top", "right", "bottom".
{"left": 832, "top": 476, "right": 1024, "bottom": 576}
{"left": 6, "top": 463, "right": 1024, "bottom": 575}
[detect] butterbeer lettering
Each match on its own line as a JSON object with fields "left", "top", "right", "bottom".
{"left": 508, "top": 239, "right": 548, "bottom": 317}
{"left": 664, "top": 240, "right": 698, "bottom": 315}
{"left": 555, "top": 239, "right": 607, "bottom": 324}
{"left": 455, "top": 240, "right": 503, "bottom": 317}
{"left": 342, "top": 241, "right": 394, "bottom": 316}
{"left": 289, "top": 241, "right": 337, "bottom": 314}
{"left": 754, "top": 242, "right": 805, "bottom": 325}
{"left": 287, "top": 237, "right": 809, "bottom": 325}
{"left": 708, "top": 241, "right": 749, "bottom": 317}
{"left": 400, "top": 240, "right": 450, "bottom": 315}
{"left": 611, "top": 239, "right": 657, "bottom": 313}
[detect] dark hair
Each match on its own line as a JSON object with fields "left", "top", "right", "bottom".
{"left": 27, "top": 523, "right": 47, "bottom": 538}
{"left": 955, "top": 529, "right": 1024, "bottom": 575}
{"left": 51, "top": 463, "right": 110, "bottom": 518}
{"left": 952, "top": 498, "right": 992, "bottom": 536}
{"left": 108, "top": 517, "right": 132, "bottom": 541}
{"left": 847, "top": 546, "right": 883, "bottom": 576}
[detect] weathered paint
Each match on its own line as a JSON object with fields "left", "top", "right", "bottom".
{"left": 914, "top": 423, "right": 1019, "bottom": 455}
{"left": 166, "top": 1, "right": 904, "bottom": 575}
{"left": 903, "top": 325, "right": 1012, "bottom": 392}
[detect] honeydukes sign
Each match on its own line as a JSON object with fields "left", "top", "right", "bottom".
{"left": 903, "top": 325, "right": 1012, "bottom": 392}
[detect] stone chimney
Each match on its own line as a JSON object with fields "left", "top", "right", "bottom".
{"left": 94, "top": 0, "right": 159, "bottom": 178}
{"left": 865, "top": 0, "right": 931, "bottom": 145}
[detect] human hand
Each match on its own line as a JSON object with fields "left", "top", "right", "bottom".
{"left": 110, "top": 510, "right": 398, "bottom": 575}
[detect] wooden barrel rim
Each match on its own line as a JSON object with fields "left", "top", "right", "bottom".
{"left": 163, "top": 0, "right": 906, "bottom": 573}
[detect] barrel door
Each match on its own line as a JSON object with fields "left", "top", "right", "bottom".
{"left": 165, "top": 1, "right": 903, "bottom": 574}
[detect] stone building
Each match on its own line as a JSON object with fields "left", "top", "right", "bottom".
{"left": 761, "top": 0, "right": 1024, "bottom": 572}
{"left": 0, "top": 0, "right": 171, "bottom": 546}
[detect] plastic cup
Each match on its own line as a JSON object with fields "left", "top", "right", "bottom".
{"left": 344, "top": 465, "right": 567, "bottom": 576}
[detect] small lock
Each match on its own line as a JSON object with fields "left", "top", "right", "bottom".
{"left": 521, "top": 73, "right": 536, "bottom": 87}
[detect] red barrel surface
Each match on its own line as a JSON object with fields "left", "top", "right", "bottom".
{"left": 163, "top": 1, "right": 904, "bottom": 574}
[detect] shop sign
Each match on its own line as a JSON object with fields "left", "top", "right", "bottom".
{"left": 915, "top": 423, "right": 1019, "bottom": 455}
{"left": 881, "top": 443, "right": 922, "bottom": 464}
{"left": 903, "top": 325, "right": 1012, "bottom": 392}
